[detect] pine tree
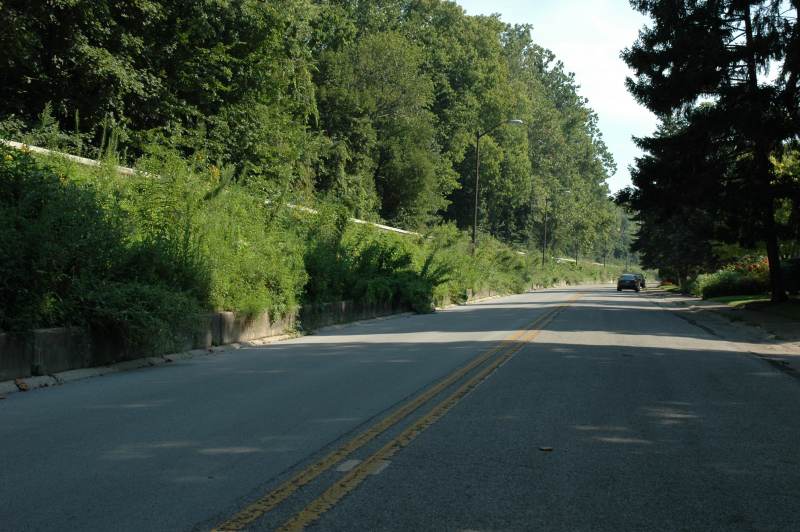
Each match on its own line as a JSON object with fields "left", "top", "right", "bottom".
{"left": 623, "top": 0, "right": 795, "bottom": 301}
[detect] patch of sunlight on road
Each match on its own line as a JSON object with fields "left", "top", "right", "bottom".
{"left": 535, "top": 328, "right": 746, "bottom": 353}
{"left": 574, "top": 425, "right": 631, "bottom": 432}
{"left": 87, "top": 399, "right": 175, "bottom": 410}
{"left": 310, "top": 417, "right": 361, "bottom": 424}
{"left": 592, "top": 436, "right": 654, "bottom": 445}
{"left": 102, "top": 441, "right": 197, "bottom": 460}
{"left": 197, "top": 447, "right": 263, "bottom": 455}
{"left": 299, "top": 330, "right": 517, "bottom": 345}
{"left": 642, "top": 405, "right": 700, "bottom": 426}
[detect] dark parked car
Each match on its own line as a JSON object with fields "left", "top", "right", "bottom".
{"left": 617, "top": 274, "right": 641, "bottom": 292}
{"left": 634, "top": 273, "right": 646, "bottom": 289}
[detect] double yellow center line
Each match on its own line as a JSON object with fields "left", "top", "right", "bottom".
{"left": 215, "top": 294, "right": 579, "bottom": 531}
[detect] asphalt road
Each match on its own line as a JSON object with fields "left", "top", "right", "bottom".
{"left": 1, "top": 286, "right": 799, "bottom": 531}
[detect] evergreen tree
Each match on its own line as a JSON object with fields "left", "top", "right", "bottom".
{"left": 623, "top": 0, "right": 796, "bottom": 301}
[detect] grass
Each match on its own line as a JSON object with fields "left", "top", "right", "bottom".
{"left": 706, "top": 294, "right": 800, "bottom": 321}
{"left": 658, "top": 283, "right": 682, "bottom": 293}
{"left": 739, "top": 298, "right": 800, "bottom": 321}
{"left": 707, "top": 294, "right": 770, "bottom": 308}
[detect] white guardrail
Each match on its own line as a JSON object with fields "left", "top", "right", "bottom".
{"left": 3, "top": 140, "right": 600, "bottom": 259}
{"left": 2, "top": 139, "right": 419, "bottom": 237}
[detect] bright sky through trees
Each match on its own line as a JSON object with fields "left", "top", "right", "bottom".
{"left": 456, "top": 0, "right": 657, "bottom": 192}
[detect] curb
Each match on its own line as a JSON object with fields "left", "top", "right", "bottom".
{"left": 0, "top": 344, "right": 243, "bottom": 398}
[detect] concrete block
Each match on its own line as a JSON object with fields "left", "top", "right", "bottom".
{"left": 215, "top": 312, "right": 236, "bottom": 345}
{"left": 31, "top": 328, "right": 91, "bottom": 375}
{"left": 0, "top": 332, "right": 32, "bottom": 381}
{"left": 0, "top": 379, "right": 20, "bottom": 395}
{"left": 233, "top": 313, "right": 269, "bottom": 342}
{"left": 89, "top": 325, "right": 129, "bottom": 366}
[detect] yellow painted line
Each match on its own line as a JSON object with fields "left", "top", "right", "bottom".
{"left": 213, "top": 304, "right": 564, "bottom": 531}
{"left": 278, "top": 297, "right": 579, "bottom": 531}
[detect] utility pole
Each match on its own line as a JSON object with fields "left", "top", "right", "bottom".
{"left": 541, "top": 195, "right": 548, "bottom": 267}
{"left": 472, "top": 119, "right": 524, "bottom": 255}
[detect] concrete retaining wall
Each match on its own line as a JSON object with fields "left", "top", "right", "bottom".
{"left": 0, "top": 301, "right": 395, "bottom": 381}
{"left": 0, "top": 333, "right": 30, "bottom": 381}
{"left": 1, "top": 286, "right": 546, "bottom": 382}
{"left": 299, "top": 300, "right": 405, "bottom": 331}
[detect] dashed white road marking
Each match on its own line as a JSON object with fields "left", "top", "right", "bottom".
{"left": 335, "top": 459, "right": 362, "bottom": 472}
{"left": 368, "top": 460, "right": 391, "bottom": 475}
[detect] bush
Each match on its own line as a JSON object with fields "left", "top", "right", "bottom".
{"left": 691, "top": 256, "right": 770, "bottom": 299}
{"left": 0, "top": 145, "right": 205, "bottom": 354}
{"left": 301, "top": 208, "right": 443, "bottom": 312}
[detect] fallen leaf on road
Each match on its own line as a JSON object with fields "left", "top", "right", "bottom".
{"left": 539, "top": 447, "right": 554, "bottom": 452}
{"left": 14, "top": 379, "right": 29, "bottom": 392}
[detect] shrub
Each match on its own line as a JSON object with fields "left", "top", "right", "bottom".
{"left": 0, "top": 144, "right": 205, "bottom": 354}
{"left": 691, "top": 257, "right": 770, "bottom": 299}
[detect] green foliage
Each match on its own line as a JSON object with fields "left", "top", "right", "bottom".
{"left": 302, "top": 211, "right": 451, "bottom": 313}
{"left": 0, "top": 144, "right": 205, "bottom": 354}
{"left": 0, "top": 0, "right": 318, "bottom": 186}
{"left": 623, "top": 1, "right": 800, "bottom": 301}
{"left": 690, "top": 257, "right": 771, "bottom": 300}
{"left": 1, "top": 0, "right": 621, "bottom": 253}
{"left": 0, "top": 1, "right": 643, "bottom": 351}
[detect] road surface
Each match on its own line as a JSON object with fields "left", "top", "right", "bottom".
{"left": 1, "top": 286, "right": 799, "bottom": 531}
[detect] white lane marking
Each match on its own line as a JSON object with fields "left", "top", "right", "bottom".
{"left": 369, "top": 460, "right": 391, "bottom": 475}
{"left": 335, "top": 459, "right": 362, "bottom": 472}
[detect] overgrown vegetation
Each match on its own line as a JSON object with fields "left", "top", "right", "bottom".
{"left": 688, "top": 256, "right": 800, "bottom": 300}
{"left": 1, "top": 145, "right": 621, "bottom": 352}
{"left": 0, "top": 1, "right": 636, "bottom": 353}
{"left": 0, "top": 144, "right": 205, "bottom": 354}
{"left": 689, "top": 257, "right": 771, "bottom": 300}
{"left": 0, "top": 0, "right": 631, "bottom": 261}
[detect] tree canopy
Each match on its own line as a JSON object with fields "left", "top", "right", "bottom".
{"left": 0, "top": 0, "right": 626, "bottom": 261}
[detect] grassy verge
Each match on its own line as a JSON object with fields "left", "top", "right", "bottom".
{"left": 737, "top": 298, "right": 800, "bottom": 321}
{"left": 658, "top": 283, "right": 682, "bottom": 293}
{"left": 706, "top": 294, "right": 771, "bottom": 308}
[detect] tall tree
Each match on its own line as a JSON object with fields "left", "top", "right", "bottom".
{"left": 623, "top": 0, "right": 795, "bottom": 301}
{"left": 0, "top": 0, "right": 318, "bottom": 186}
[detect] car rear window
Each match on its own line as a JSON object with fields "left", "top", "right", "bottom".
{"left": 620, "top": 274, "right": 636, "bottom": 280}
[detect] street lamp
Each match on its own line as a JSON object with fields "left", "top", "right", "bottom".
{"left": 473, "top": 119, "right": 524, "bottom": 253}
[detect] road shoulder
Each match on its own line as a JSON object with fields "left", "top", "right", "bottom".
{"left": 644, "top": 288, "right": 800, "bottom": 379}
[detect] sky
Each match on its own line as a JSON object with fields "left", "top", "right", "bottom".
{"left": 455, "top": 0, "right": 659, "bottom": 192}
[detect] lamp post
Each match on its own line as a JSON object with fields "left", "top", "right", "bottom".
{"left": 473, "top": 119, "right": 524, "bottom": 254}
